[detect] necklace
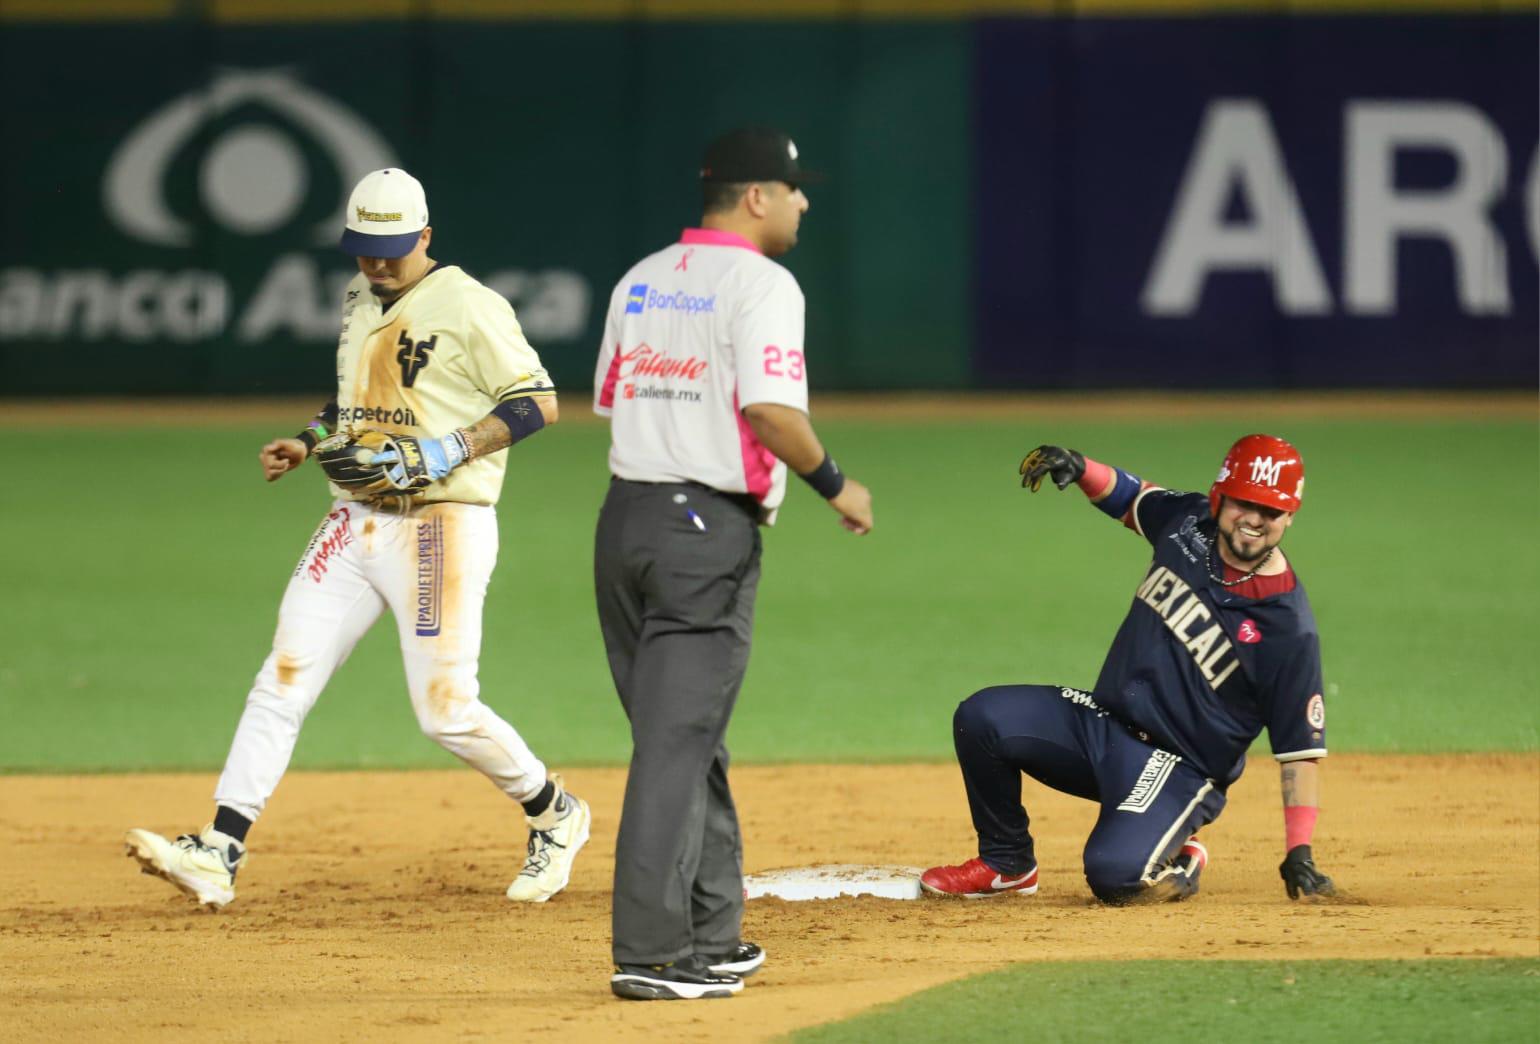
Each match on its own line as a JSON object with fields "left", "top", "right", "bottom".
{"left": 1208, "top": 542, "right": 1274, "bottom": 588}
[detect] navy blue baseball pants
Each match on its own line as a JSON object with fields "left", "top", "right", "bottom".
{"left": 952, "top": 684, "right": 1227, "bottom": 903}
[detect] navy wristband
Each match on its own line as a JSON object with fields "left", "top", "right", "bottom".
{"left": 798, "top": 453, "right": 846, "bottom": 500}
{"left": 1094, "top": 467, "right": 1143, "bottom": 519}
{"left": 491, "top": 396, "right": 549, "bottom": 446}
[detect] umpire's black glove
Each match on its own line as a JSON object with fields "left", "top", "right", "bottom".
{"left": 1279, "top": 844, "right": 1335, "bottom": 899}
{"left": 1019, "top": 445, "right": 1086, "bottom": 492}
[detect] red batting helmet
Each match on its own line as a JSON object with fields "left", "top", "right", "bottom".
{"left": 1209, "top": 433, "right": 1304, "bottom": 517}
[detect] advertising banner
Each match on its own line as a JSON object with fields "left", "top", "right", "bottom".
{"left": 1, "top": 9, "right": 1531, "bottom": 394}
{"left": 0, "top": 20, "right": 972, "bottom": 394}
{"left": 974, "top": 14, "right": 1538, "bottom": 388}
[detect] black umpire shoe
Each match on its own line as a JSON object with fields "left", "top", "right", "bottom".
{"left": 611, "top": 954, "right": 743, "bottom": 1000}
{"left": 706, "top": 942, "right": 766, "bottom": 978}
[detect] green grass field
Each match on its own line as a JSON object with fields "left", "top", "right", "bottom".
{"left": 0, "top": 413, "right": 1536, "bottom": 772}
{"left": 790, "top": 959, "right": 1540, "bottom": 1043}
{"left": 1, "top": 406, "right": 1536, "bottom": 1040}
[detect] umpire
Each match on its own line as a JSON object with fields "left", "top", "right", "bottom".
{"left": 593, "top": 127, "right": 873, "bottom": 1000}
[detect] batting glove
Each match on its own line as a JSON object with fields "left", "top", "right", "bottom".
{"left": 1019, "top": 445, "right": 1086, "bottom": 492}
{"left": 372, "top": 432, "right": 468, "bottom": 491}
{"left": 1279, "top": 844, "right": 1335, "bottom": 899}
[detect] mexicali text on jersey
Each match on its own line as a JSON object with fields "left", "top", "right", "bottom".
{"left": 1092, "top": 488, "right": 1328, "bottom": 785}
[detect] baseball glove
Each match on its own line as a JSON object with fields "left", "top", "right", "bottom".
{"left": 1019, "top": 445, "right": 1086, "bottom": 492}
{"left": 313, "top": 431, "right": 410, "bottom": 498}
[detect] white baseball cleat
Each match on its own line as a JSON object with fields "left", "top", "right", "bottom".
{"left": 506, "top": 775, "right": 591, "bottom": 902}
{"left": 125, "top": 824, "right": 245, "bottom": 910}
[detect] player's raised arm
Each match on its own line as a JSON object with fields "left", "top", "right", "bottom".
{"left": 1019, "top": 444, "right": 1153, "bottom": 528}
{"left": 1278, "top": 758, "right": 1335, "bottom": 899}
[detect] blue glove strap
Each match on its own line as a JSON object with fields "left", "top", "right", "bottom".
{"left": 422, "top": 433, "right": 465, "bottom": 479}
{"left": 375, "top": 433, "right": 465, "bottom": 485}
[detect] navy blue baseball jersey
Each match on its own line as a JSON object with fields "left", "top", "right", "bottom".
{"left": 1091, "top": 488, "right": 1327, "bottom": 785}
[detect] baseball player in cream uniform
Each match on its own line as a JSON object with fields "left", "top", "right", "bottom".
{"left": 126, "top": 168, "right": 590, "bottom": 909}
{"left": 596, "top": 128, "right": 874, "bottom": 1000}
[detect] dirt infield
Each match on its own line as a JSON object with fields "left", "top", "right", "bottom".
{"left": 2, "top": 755, "right": 1534, "bottom": 1042}
{"left": 0, "top": 390, "right": 1533, "bottom": 428}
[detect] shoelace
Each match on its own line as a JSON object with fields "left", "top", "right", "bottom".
{"left": 520, "top": 827, "right": 569, "bottom": 877}
{"left": 174, "top": 833, "right": 239, "bottom": 872}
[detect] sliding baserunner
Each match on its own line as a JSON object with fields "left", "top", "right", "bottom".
{"left": 922, "top": 435, "right": 1335, "bottom": 904}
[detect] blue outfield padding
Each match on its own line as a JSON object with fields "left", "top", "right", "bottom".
{"left": 973, "top": 13, "right": 1538, "bottom": 389}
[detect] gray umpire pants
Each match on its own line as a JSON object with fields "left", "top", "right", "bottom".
{"left": 595, "top": 478, "right": 762, "bottom": 966}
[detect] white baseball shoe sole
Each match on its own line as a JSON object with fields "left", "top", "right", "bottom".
{"left": 125, "top": 827, "right": 241, "bottom": 910}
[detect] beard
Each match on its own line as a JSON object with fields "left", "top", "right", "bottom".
{"left": 1220, "top": 524, "right": 1273, "bottom": 564}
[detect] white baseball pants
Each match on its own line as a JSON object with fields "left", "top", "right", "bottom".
{"left": 214, "top": 499, "right": 547, "bottom": 821}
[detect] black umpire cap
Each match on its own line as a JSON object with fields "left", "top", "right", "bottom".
{"left": 700, "top": 127, "right": 823, "bottom": 185}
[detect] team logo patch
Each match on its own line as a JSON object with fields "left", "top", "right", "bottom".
{"left": 356, "top": 206, "right": 403, "bottom": 223}
{"left": 396, "top": 331, "right": 438, "bottom": 388}
{"left": 1237, "top": 619, "right": 1262, "bottom": 644}
{"left": 1248, "top": 455, "right": 1285, "bottom": 486}
{"left": 1306, "top": 693, "right": 1325, "bottom": 730}
{"left": 625, "top": 283, "right": 648, "bottom": 314}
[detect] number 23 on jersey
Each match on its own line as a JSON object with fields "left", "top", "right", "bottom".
{"left": 763, "top": 345, "right": 804, "bottom": 380}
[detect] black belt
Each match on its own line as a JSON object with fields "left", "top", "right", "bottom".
{"left": 612, "top": 477, "right": 762, "bottom": 521}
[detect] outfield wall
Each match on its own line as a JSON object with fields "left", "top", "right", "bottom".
{"left": 0, "top": 1, "right": 1532, "bottom": 394}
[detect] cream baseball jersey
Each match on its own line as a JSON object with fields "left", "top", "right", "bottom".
{"left": 334, "top": 265, "right": 554, "bottom": 506}
{"left": 594, "top": 228, "right": 809, "bottom": 522}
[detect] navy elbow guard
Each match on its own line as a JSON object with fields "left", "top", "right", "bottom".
{"left": 1094, "top": 468, "right": 1142, "bottom": 519}
{"left": 491, "top": 396, "right": 549, "bottom": 446}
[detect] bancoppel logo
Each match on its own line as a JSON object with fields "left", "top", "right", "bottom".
{"left": 1249, "top": 456, "right": 1284, "bottom": 486}
{"left": 644, "top": 287, "right": 717, "bottom": 315}
{"left": 626, "top": 284, "right": 648, "bottom": 314}
{"left": 0, "top": 69, "right": 591, "bottom": 348}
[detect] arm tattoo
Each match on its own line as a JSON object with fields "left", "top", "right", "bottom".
{"left": 455, "top": 414, "right": 514, "bottom": 462}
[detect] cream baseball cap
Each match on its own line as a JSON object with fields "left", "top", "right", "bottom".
{"left": 339, "top": 168, "right": 429, "bottom": 259}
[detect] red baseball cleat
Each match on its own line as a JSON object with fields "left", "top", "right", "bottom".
{"left": 1179, "top": 836, "right": 1209, "bottom": 873}
{"left": 920, "top": 857, "right": 1039, "bottom": 898}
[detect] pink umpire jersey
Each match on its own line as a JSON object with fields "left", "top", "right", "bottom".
{"left": 594, "top": 228, "right": 809, "bottom": 523}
